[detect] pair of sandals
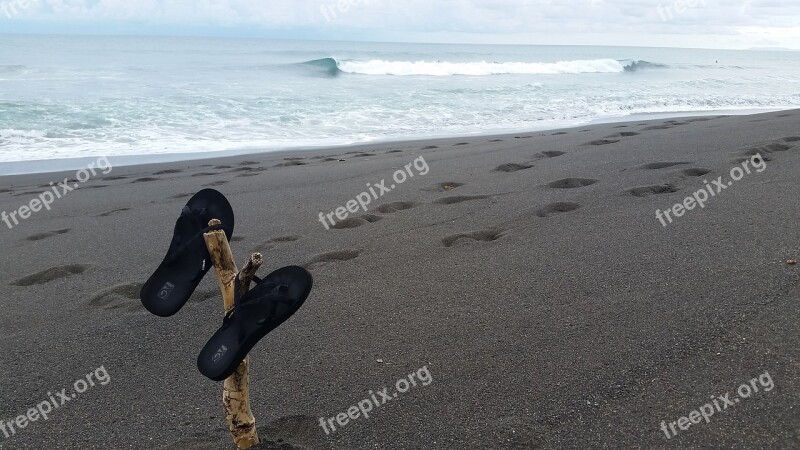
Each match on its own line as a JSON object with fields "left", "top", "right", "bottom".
{"left": 139, "top": 189, "right": 313, "bottom": 381}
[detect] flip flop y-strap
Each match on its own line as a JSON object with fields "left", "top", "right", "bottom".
{"left": 163, "top": 207, "right": 225, "bottom": 265}
{"left": 224, "top": 281, "right": 292, "bottom": 330}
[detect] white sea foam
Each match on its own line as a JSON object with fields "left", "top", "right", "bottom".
{"left": 336, "top": 58, "right": 628, "bottom": 76}
{"left": 1, "top": 36, "right": 798, "bottom": 166}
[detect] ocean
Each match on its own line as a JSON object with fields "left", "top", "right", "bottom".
{"left": 1, "top": 34, "right": 798, "bottom": 166}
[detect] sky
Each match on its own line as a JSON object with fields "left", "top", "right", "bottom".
{"left": 0, "top": 0, "right": 798, "bottom": 49}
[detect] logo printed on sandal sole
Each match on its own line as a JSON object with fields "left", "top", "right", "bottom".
{"left": 212, "top": 345, "right": 229, "bottom": 363}
{"left": 157, "top": 282, "right": 176, "bottom": 300}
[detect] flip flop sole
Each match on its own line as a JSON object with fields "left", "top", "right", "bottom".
{"left": 140, "top": 189, "right": 235, "bottom": 317}
{"left": 197, "top": 266, "right": 313, "bottom": 381}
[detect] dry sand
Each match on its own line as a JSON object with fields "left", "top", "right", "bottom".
{"left": 0, "top": 110, "right": 798, "bottom": 448}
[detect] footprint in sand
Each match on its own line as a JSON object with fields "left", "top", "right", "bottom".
{"left": 442, "top": 228, "right": 505, "bottom": 247}
{"left": 536, "top": 151, "right": 566, "bottom": 159}
{"left": 11, "top": 264, "right": 90, "bottom": 287}
{"left": 641, "top": 125, "right": 673, "bottom": 131}
{"left": 203, "top": 180, "right": 229, "bottom": 187}
{"left": 387, "top": 149, "right": 404, "bottom": 153}
{"left": 97, "top": 208, "right": 131, "bottom": 217}
{"left": 26, "top": 229, "right": 70, "bottom": 241}
{"left": 330, "top": 214, "right": 384, "bottom": 230}
{"left": 627, "top": 185, "right": 679, "bottom": 197}
{"left": 305, "top": 250, "right": 360, "bottom": 268}
{"left": 489, "top": 139, "right": 504, "bottom": 142}
{"left": 606, "top": 131, "right": 640, "bottom": 138}
{"left": 14, "top": 190, "right": 43, "bottom": 197}
{"left": 682, "top": 168, "right": 712, "bottom": 177}
{"left": 192, "top": 172, "right": 219, "bottom": 177}
{"left": 763, "top": 143, "right": 792, "bottom": 153}
{"left": 171, "top": 193, "right": 193, "bottom": 199}
{"left": 274, "top": 161, "right": 308, "bottom": 167}
{"left": 268, "top": 236, "right": 300, "bottom": 243}
{"left": 231, "top": 236, "right": 246, "bottom": 242}
{"left": 585, "top": 139, "right": 620, "bottom": 146}
{"left": 738, "top": 148, "right": 774, "bottom": 164}
{"left": 640, "top": 162, "right": 691, "bottom": 170}
{"left": 376, "top": 201, "right": 418, "bottom": 213}
{"left": 88, "top": 283, "right": 143, "bottom": 312}
{"left": 551, "top": 131, "right": 568, "bottom": 136}
{"left": 547, "top": 178, "right": 598, "bottom": 189}
{"left": 535, "top": 202, "right": 581, "bottom": 218}
{"left": 783, "top": 136, "right": 800, "bottom": 143}
{"left": 433, "top": 195, "right": 490, "bottom": 205}
{"left": 422, "top": 145, "right": 439, "bottom": 150}
{"left": 495, "top": 163, "right": 533, "bottom": 173}
{"left": 214, "top": 165, "right": 233, "bottom": 169}
{"left": 737, "top": 143, "right": 791, "bottom": 161}
{"left": 103, "top": 175, "right": 128, "bottom": 181}
{"left": 153, "top": 169, "right": 182, "bottom": 175}
{"left": 454, "top": 142, "right": 469, "bottom": 146}
{"left": 132, "top": 177, "right": 158, "bottom": 183}
{"left": 251, "top": 235, "right": 301, "bottom": 251}
{"left": 734, "top": 156, "right": 768, "bottom": 165}
{"left": 353, "top": 153, "right": 375, "bottom": 157}
{"left": 426, "top": 182, "right": 464, "bottom": 192}
{"left": 240, "top": 161, "right": 259, "bottom": 166}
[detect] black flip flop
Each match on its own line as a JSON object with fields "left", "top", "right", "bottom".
{"left": 197, "top": 266, "right": 313, "bottom": 381}
{"left": 140, "top": 189, "right": 235, "bottom": 317}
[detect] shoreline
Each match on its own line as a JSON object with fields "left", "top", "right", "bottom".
{"left": 1, "top": 107, "right": 794, "bottom": 177}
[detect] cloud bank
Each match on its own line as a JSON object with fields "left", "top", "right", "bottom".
{"left": 1, "top": 0, "right": 798, "bottom": 49}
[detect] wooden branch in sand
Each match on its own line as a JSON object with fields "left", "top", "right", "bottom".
{"left": 204, "top": 220, "right": 239, "bottom": 311}
{"left": 238, "top": 253, "right": 263, "bottom": 296}
{"left": 203, "top": 219, "right": 261, "bottom": 449}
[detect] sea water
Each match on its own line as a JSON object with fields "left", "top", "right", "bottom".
{"left": 1, "top": 34, "right": 798, "bottom": 166}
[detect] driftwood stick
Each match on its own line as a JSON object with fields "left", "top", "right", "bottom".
{"left": 203, "top": 219, "right": 260, "bottom": 449}
{"left": 237, "top": 253, "right": 263, "bottom": 297}
{"left": 204, "top": 220, "right": 238, "bottom": 310}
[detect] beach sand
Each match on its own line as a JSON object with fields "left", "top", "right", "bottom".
{"left": 0, "top": 110, "right": 798, "bottom": 448}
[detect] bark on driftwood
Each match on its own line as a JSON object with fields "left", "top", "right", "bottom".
{"left": 203, "top": 219, "right": 261, "bottom": 449}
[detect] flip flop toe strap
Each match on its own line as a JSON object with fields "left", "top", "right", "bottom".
{"left": 224, "top": 288, "right": 293, "bottom": 336}
{"left": 163, "top": 207, "right": 226, "bottom": 265}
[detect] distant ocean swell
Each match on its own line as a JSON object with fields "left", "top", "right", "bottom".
{"left": 300, "top": 58, "right": 667, "bottom": 76}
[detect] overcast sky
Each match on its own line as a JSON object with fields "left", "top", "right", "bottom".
{"left": 1, "top": 0, "right": 799, "bottom": 49}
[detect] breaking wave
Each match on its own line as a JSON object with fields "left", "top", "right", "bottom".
{"left": 299, "top": 58, "right": 666, "bottom": 76}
